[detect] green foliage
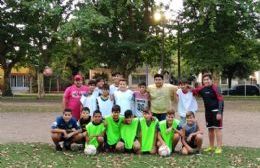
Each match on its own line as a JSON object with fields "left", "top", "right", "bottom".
{"left": 60, "top": 0, "right": 159, "bottom": 77}
{"left": 181, "top": 0, "right": 259, "bottom": 75}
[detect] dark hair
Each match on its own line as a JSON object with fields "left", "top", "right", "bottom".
{"left": 82, "top": 107, "right": 90, "bottom": 113}
{"left": 167, "top": 109, "right": 175, "bottom": 115}
{"left": 102, "top": 83, "right": 109, "bottom": 90}
{"left": 119, "top": 78, "right": 127, "bottom": 83}
{"left": 154, "top": 73, "right": 164, "bottom": 80}
{"left": 112, "top": 105, "right": 121, "bottom": 112}
{"left": 112, "top": 72, "right": 121, "bottom": 77}
{"left": 63, "top": 108, "right": 72, "bottom": 113}
{"left": 96, "top": 77, "right": 104, "bottom": 83}
{"left": 186, "top": 111, "right": 195, "bottom": 118}
{"left": 138, "top": 82, "right": 146, "bottom": 87}
{"left": 178, "top": 78, "right": 191, "bottom": 85}
{"left": 202, "top": 73, "right": 212, "bottom": 80}
{"left": 93, "top": 110, "right": 102, "bottom": 116}
{"left": 124, "top": 110, "right": 133, "bottom": 118}
{"left": 88, "top": 79, "right": 96, "bottom": 85}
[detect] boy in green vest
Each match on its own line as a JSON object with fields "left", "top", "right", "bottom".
{"left": 157, "top": 109, "right": 182, "bottom": 154}
{"left": 139, "top": 109, "right": 158, "bottom": 154}
{"left": 85, "top": 110, "right": 106, "bottom": 151}
{"left": 104, "top": 105, "right": 124, "bottom": 152}
{"left": 116, "top": 110, "right": 140, "bottom": 154}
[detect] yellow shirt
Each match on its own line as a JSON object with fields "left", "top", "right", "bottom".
{"left": 147, "top": 83, "right": 177, "bottom": 114}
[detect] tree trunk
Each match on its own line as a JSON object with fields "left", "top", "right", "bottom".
{"left": 2, "top": 67, "right": 13, "bottom": 96}
{"left": 228, "top": 76, "right": 232, "bottom": 89}
{"left": 37, "top": 72, "right": 45, "bottom": 98}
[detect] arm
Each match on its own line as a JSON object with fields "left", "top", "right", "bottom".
{"left": 157, "top": 132, "right": 166, "bottom": 146}
{"left": 213, "top": 85, "right": 224, "bottom": 115}
{"left": 187, "top": 120, "right": 203, "bottom": 141}
{"left": 181, "top": 128, "right": 193, "bottom": 152}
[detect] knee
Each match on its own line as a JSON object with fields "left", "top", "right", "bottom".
{"left": 157, "top": 141, "right": 162, "bottom": 148}
{"left": 196, "top": 134, "right": 203, "bottom": 141}
{"left": 51, "top": 133, "right": 61, "bottom": 141}
{"left": 173, "top": 133, "right": 181, "bottom": 141}
{"left": 97, "top": 136, "right": 104, "bottom": 143}
{"left": 133, "top": 140, "right": 140, "bottom": 151}
{"left": 181, "top": 148, "right": 188, "bottom": 155}
{"left": 116, "top": 142, "right": 124, "bottom": 152}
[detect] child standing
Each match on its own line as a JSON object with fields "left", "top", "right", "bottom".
{"left": 139, "top": 109, "right": 158, "bottom": 154}
{"left": 181, "top": 112, "right": 203, "bottom": 155}
{"left": 133, "top": 82, "right": 150, "bottom": 118}
{"left": 51, "top": 109, "right": 83, "bottom": 151}
{"left": 80, "top": 80, "right": 98, "bottom": 115}
{"left": 96, "top": 84, "right": 114, "bottom": 117}
{"left": 157, "top": 109, "right": 182, "bottom": 155}
{"left": 104, "top": 105, "right": 124, "bottom": 152}
{"left": 116, "top": 110, "right": 140, "bottom": 154}
{"left": 85, "top": 110, "right": 106, "bottom": 151}
{"left": 176, "top": 79, "right": 198, "bottom": 126}
{"left": 114, "top": 79, "right": 133, "bottom": 115}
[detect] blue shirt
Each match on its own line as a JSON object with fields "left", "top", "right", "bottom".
{"left": 51, "top": 116, "right": 80, "bottom": 131}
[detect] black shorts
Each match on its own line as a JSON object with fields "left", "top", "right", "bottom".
{"left": 187, "top": 136, "right": 197, "bottom": 148}
{"left": 205, "top": 109, "right": 223, "bottom": 128}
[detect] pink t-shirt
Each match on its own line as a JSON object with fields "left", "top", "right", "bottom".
{"left": 64, "top": 84, "right": 89, "bottom": 120}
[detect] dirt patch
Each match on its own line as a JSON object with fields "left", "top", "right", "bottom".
{"left": 0, "top": 100, "right": 260, "bottom": 148}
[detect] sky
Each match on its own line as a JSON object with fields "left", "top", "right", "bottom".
{"left": 155, "top": 0, "right": 184, "bottom": 20}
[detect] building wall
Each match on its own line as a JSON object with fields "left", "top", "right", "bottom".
{"left": 0, "top": 67, "right": 31, "bottom": 92}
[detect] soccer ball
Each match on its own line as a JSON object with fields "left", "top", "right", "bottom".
{"left": 84, "top": 145, "right": 97, "bottom": 155}
{"left": 43, "top": 66, "right": 53, "bottom": 77}
{"left": 158, "top": 145, "right": 171, "bottom": 157}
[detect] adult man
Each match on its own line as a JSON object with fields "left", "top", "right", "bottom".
{"left": 63, "top": 75, "right": 88, "bottom": 120}
{"left": 147, "top": 73, "right": 178, "bottom": 121}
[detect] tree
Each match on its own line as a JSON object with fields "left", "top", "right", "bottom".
{"left": 181, "top": 0, "right": 259, "bottom": 80}
{"left": 0, "top": 0, "right": 76, "bottom": 97}
{"left": 0, "top": 1, "right": 36, "bottom": 96}
{"left": 60, "top": 0, "right": 161, "bottom": 78}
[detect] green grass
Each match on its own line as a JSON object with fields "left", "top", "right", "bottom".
{"left": 0, "top": 143, "right": 259, "bottom": 168}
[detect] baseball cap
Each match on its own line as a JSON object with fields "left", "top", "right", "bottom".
{"left": 74, "top": 75, "right": 83, "bottom": 81}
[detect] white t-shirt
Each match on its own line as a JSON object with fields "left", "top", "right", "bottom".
{"left": 97, "top": 96, "right": 114, "bottom": 117}
{"left": 176, "top": 89, "right": 198, "bottom": 117}
{"left": 109, "top": 84, "right": 118, "bottom": 96}
{"left": 114, "top": 89, "right": 133, "bottom": 115}
{"left": 80, "top": 93, "right": 97, "bottom": 116}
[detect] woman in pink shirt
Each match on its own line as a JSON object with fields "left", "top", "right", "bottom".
{"left": 63, "top": 75, "right": 89, "bottom": 120}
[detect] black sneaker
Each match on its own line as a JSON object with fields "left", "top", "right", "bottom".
{"left": 55, "top": 144, "right": 62, "bottom": 151}
{"left": 63, "top": 140, "right": 72, "bottom": 150}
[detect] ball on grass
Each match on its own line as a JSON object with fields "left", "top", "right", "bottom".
{"left": 84, "top": 145, "right": 97, "bottom": 155}
{"left": 158, "top": 145, "right": 171, "bottom": 157}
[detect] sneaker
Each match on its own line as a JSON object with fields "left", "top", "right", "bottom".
{"left": 204, "top": 147, "right": 214, "bottom": 152}
{"left": 214, "top": 147, "right": 222, "bottom": 154}
{"left": 55, "top": 144, "right": 62, "bottom": 151}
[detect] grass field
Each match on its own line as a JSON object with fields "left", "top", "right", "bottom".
{"left": 0, "top": 143, "right": 259, "bottom": 168}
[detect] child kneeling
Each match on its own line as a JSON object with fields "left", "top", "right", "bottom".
{"left": 181, "top": 112, "right": 203, "bottom": 155}
{"left": 116, "top": 110, "right": 140, "bottom": 154}
{"left": 51, "top": 109, "right": 83, "bottom": 151}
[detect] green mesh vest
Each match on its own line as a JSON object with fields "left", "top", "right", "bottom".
{"left": 140, "top": 118, "right": 158, "bottom": 152}
{"left": 86, "top": 122, "right": 105, "bottom": 148}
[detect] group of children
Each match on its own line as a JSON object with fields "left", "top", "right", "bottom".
{"left": 51, "top": 75, "right": 206, "bottom": 156}
{"left": 51, "top": 105, "right": 203, "bottom": 156}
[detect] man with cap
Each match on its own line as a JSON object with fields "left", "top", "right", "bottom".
{"left": 63, "top": 75, "right": 89, "bottom": 120}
